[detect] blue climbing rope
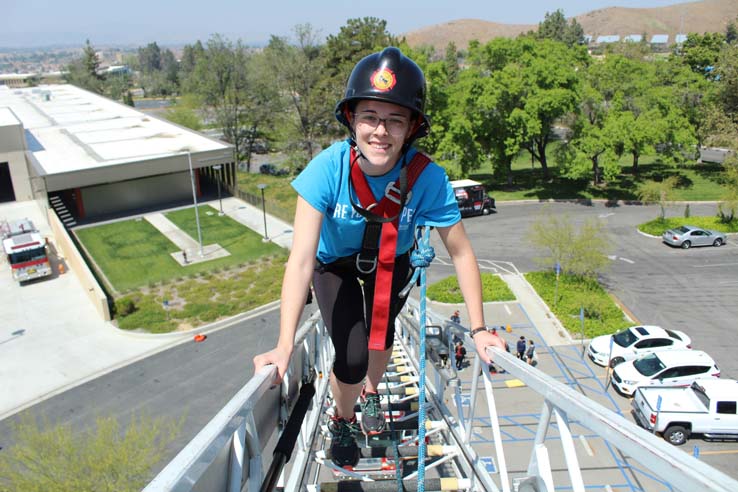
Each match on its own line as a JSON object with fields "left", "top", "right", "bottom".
{"left": 410, "top": 227, "right": 434, "bottom": 492}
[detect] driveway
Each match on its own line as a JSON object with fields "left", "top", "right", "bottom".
{"left": 0, "top": 201, "right": 185, "bottom": 419}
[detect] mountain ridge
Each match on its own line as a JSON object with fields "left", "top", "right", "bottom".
{"left": 404, "top": 0, "right": 738, "bottom": 52}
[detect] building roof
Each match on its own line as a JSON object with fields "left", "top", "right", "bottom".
{"left": 596, "top": 35, "right": 620, "bottom": 43}
{"left": 675, "top": 34, "right": 688, "bottom": 43}
{"left": 623, "top": 34, "right": 642, "bottom": 42}
{"left": 0, "top": 107, "right": 21, "bottom": 127}
{"left": 650, "top": 34, "right": 669, "bottom": 44}
{"left": 0, "top": 84, "right": 231, "bottom": 177}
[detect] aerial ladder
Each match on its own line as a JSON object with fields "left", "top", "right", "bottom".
{"left": 145, "top": 296, "right": 738, "bottom": 492}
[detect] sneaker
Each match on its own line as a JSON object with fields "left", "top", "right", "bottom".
{"left": 327, "top": 416, "right": 360, "bottom": 467}
{"left": 359, "top": 390, "right": 385, "bottom": 435}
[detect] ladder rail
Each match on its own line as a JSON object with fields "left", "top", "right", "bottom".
{"left": 483, "top": 346, "right": 738, "bottom": 492}
{"left": 145, "top": 298, "right": 738, "bottom": 492}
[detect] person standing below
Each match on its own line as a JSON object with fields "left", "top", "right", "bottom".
{"left": 455, "top": 341, "right": 467, "bottom": 370}
{"left": 253, "top": 47, "right": 505, "bottom": 468}
{"left": 450, "top": 310, "right": 461, "bottom": 324}
{"left": 516, "top": 336, "right": 527, "bottom": 360}
{"left": 526, "top": 340, "right": 537, "bottom": 365}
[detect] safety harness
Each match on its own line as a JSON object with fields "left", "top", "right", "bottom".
{"left": 348, "top": 146, "right": 431, "bottom": 351}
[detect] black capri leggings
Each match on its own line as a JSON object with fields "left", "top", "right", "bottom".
{"left": 312, "top": 253, "right": 412, "bottom": 385}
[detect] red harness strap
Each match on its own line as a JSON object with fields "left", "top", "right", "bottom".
{"left": 350, "top": 149, "right": 431, "bottom": 351}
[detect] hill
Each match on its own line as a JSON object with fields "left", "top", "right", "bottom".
{"left": 404, "top": 0, "right": 738, "bottom": 53}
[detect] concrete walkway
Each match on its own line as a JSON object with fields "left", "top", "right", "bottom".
{"left": 145, "top": 212, "right": 230, "bottom": 266}
{"left": 216, "top": 197, "right": 294, "bottom": 250}
{"left": 500, "top": 273, "right": 574, "bottom": 347}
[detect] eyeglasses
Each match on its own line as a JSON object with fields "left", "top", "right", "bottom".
{"left": 353, "top": 112, "right": 410, "bottom": 135}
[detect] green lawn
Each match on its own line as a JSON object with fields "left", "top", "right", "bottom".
{"left": 427, "top": 273, "right": 515, "bottom": 303}
{"left": 639, "top": 216, "right": 738, "bottom": 236}
{"left": 75, "top": 145, "right": 734, "bottom": 333}
{"left": 470, "top": 150, "right": 730, "bottom": 203}
{"left": 240, "top": 148, "right": 732, "bottom": 209}
{"left": 525, "top": 271, "right": 632, "bottom": 338}
{"left": 75, "top": 206, "right": 283, "bottom": 292}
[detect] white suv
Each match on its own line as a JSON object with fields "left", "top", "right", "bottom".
{"left": 587, "top": 325, "right": 691, "bottom": 368}
{"left": 611, "top": 350, "right": 720, "bottom": 397}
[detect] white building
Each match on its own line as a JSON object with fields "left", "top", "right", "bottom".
{"left": 0, "top": 84, "right": 233, "bottom": 224}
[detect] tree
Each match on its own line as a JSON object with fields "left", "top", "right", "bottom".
{"left": 65, "top": 39, "right": 105, "bottom": 94}
{"left": 179, "top": 40, "right": 205, "bottom": 92}
{"left": 160, "top": 49, "right": 180, "bottom": 90}
{"left": 726, "top": 18, "right": 737, "bottom": 45}
{"left": 518, "top": 39, "right": 584, "bottom": 180}
{"left": 164, "top": 94, "right": 203, "bottom": 130}
{"left": 190, "top": 35, "right": 252, "bottom": 167}
{"left": 264, "top": 24, "right": 332, "bottom": 164}
{"left": 678, "top": 32, "right": 726, "bottom": 76}
{"left": 527, "top": 209, "right": 610, "bottom": 279}
{"left": 715, "top": 44, "right": 738, "bottom": 120}
{"left": 137, "top": 42, "right": 162, "bottom": 74}
{"left": 106, "top": 70, "right": 132, "bottom": 103}
{"left": 637, "top": 176, "right": 679, "bottom": 219}
{"left": 718, "top": 154, "right": 738, "bottom": 222}
{"left": 0, "top": 413, "right": 180, "bottom": 492}
{"left": 537, "top": 9, "right": 584, "bottom": 47}
{"left": 444, "top": 42, "right": 460, "bottom": 84}
{"left": 321, "top": 17, "right": 399, "bottom": 133}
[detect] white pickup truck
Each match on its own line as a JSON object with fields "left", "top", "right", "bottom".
{"left": 631, "top": 379, "right": 738, "bottom": 445}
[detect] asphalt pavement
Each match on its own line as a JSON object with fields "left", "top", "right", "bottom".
{"left": 0, "top": 196, "right": 563, "bottom": 421}
{"left": 0, "top": 197, "right": 294, "bottom": 420}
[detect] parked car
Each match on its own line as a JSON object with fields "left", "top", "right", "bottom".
{"left": 662, "top": 225, "right": 727, "bottom": 249}
{"left": 259, "top": 163, "right": 288, "bottom": 176}
{"left": 611, "top": 350, "right": 720, "bottom": 397}
{"left": 632, "top": 379, "right": 738, "bottom": 445}
{"left": 450, "top": 179, "right": 495, "bottom": 217}
{"left": 587, "top": 325, "right": 691, "bottom": 368}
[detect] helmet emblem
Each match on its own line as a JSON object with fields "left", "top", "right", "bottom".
{"left": 370, "top": 68, "right": 396, "bottom": 92}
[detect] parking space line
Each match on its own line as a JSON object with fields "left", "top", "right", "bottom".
{"left": 699, "top": 449, "right": 738, "bottom": 455}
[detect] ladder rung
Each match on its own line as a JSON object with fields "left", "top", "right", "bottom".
{"left": 319, "top": 477, "right": 471, "bottom": 491}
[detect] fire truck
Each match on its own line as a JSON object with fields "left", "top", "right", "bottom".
{"left": 2, "top": 218, "right": 52, "bottom": 283}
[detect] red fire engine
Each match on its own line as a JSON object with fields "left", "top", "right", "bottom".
{"left": 2, "top": 219, "right": 52, "bottom": 283}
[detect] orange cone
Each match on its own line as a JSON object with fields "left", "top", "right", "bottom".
{"left": 194, "top": 334, "right": 207, "bottom": 342}
{"left": 58, "top": 263, "right": 65, "bottom": 274}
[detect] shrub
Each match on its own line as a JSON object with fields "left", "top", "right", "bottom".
{"left": 114, "top": 296, "right": 137, "bottom": 316}
{"left": 427, "top": 273, "right": 514, "bottom": 303}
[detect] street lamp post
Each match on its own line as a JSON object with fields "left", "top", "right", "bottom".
{"left": 213, "top": 164, "right": 224, "bottom": 216}
{"left": 257, "top": 183, "right": 269, "bottom": 242}
{"left": 187, "top": 151, "right": 205, "bottom": 257}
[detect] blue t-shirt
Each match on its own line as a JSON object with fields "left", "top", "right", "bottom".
{"left": 292, "top": 140, "right": 461, "bottom": 264}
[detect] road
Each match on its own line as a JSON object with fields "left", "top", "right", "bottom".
{"left": 2, "top": 200, "right": 737, "bottom": 485}
{"left": 0, "top": 304, "right": 317, "bottom": 477}
{"left": 446, "top": 200, "right": 738, "bottom": 378}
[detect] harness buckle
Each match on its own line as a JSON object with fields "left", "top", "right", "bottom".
{"left": 355, "top": 253, "right": 378, "bottom": 274}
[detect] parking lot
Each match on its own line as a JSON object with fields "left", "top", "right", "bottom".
{"left": 452, "top": 301, "right": 738, "bottom": 489}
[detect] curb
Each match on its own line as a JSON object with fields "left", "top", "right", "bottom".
{"left": 0, "top": 302, "right": 282, "bottom": 421}
{"left": 112, "top": 300, "right": 281, "bottom": 340}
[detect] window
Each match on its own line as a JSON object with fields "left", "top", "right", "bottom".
{"left": 665, "top": 329, "right": 683, "bottom": 341}
{"left": 650, "top": 339, "right": 673, "bottom": 348}
{"left": 658, "top": 368, "right": 681, "bottom": 379}
{"left": 717, "top": 401, "right": 737, "bottom": 414}
{"left": 679, "top": 365, "right": 710, "bottom": 377}
{"left": 614, "top": 329, "right": 638, "bottom": 347}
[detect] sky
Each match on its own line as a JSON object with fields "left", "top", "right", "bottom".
{"left": 3, "top": 0, "right": 695, "bottom": 48}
